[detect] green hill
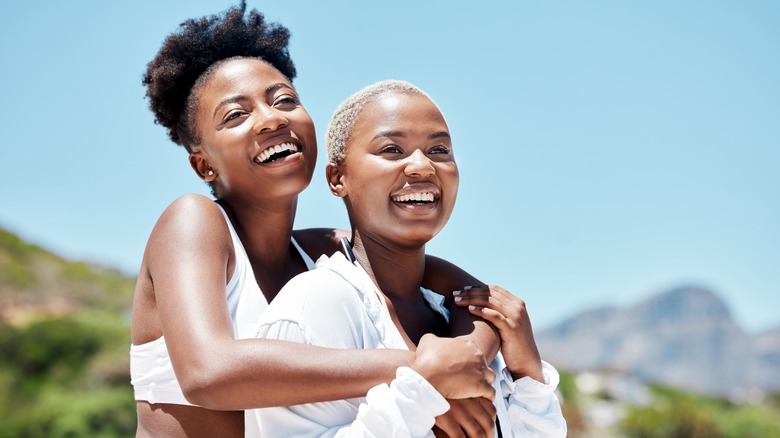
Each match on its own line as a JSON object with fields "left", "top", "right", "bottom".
{"left": 0, "top": 228, "right": 134, "bottom": 322}
{"left": 0, "top": 227, "right": 136, "bottom": 437}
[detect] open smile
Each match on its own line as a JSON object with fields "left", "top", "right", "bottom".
{"left": 254, "top": 142, "right": 301, "bottom": 164}
{"left": 390, "top": 184, "right": 441, "bottom": 212}
{"left": 391, "top": 191, "right": 437, "bottom": 204}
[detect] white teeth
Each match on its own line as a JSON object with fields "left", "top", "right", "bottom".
{"left": 393, "top": 192, "right": 435, "bottom": 203}
{"left": 254, "top": 142, "right": 300, "bottom": 164}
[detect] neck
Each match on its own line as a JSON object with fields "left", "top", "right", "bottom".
{"left": 351, "top": 230, "right": 426, "bottom": 302}
{"left": 218, "top": 196, "right": 304, "bottom": 299}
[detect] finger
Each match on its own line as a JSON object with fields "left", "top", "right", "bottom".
{"left": 454, "top": 297, "right": 511, "bottom": 317}
{"left": 479, "top": 396, "right": 498, "bottom": 422}
{"left": 482, "top": 367, "right": 497, "bottom": 396}
{"left": 488, "top": 284, "right": 513, "bottom": 299}
{"left": 467, "top": 306, "right": 509, "bottom": 330}
{"left": 480, "top": 383, "right": 496, "bottom": 403}
{"left": 456, "top": 415, "right": 486, "bottom": 438}
{"left": 454, "top": 293, "right": 504, "bottom": 311}
{"left": 473, "top": 397, "right": 497, "bottom": 436}
{"left": 456, "top": 285, "right": 519, "bottom": 310}
{"left": 448, "top": 399, "right": 492, "bottom": 438}
{"left": 452, "top": 285, "right": 490, "bottom": 297}
{"left": 434, "top": 417, "right": 465, "bottom": 438}
{"left": 454, "top": 290, "right": 512, "bottom": 311}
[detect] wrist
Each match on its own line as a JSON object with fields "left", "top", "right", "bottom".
{"left": 509, "top": 360, "right": 544, "bottom": 383}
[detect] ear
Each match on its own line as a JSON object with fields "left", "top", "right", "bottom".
{"left": 189, "top": 151, "right": 217, "bottom": 182}
{"left": 325, "top": 162, "right": 347, "bottom": 197}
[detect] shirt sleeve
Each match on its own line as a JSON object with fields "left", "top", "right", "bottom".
{"left": 499, "top": 360, "right": 568, "bottom": 437}
{"left": 324, "top": 367, "right": 449, "bottom": 438}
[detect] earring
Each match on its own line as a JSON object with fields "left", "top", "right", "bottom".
{"left": 207, "top": 170, "right": 214, "bottom": 176}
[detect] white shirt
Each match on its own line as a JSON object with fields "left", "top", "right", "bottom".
{"left": 247, "top": 252, "right": 567, "bottom": 437}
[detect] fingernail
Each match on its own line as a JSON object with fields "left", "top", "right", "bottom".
{"left": 452, "top": 290, "right": 461, "bottom": 296}
{"left": 464, "top": 285, "right": 473, "bottom": 290}
{"left": 469, "top": 305, "right": 477, "bottom": 310}
{"left": 454, "top": 296, "right": 462, "bottom": 302}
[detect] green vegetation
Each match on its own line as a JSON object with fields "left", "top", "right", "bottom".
{"left": 621, "top": 386, "right": 780, "bottom": 438}
{"left": 560, "top": 369, "right": 780, "bottom": 438}
{"left": 2, "top": 227, "right": 779, "bottom": 437}
{"left": 0, "top": 228, "right": 135, "bottom": 437}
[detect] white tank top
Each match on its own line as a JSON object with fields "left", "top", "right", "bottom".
{"left": 130, "top": 204, "right": 316, "bottom": 405}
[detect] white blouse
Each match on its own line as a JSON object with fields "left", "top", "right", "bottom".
{"left": 246, "top": 252, "right": 567, "bottom": 437}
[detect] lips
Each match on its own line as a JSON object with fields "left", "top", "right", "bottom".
{"left": 253, "top": 142, "right": 301, "bottom": 164}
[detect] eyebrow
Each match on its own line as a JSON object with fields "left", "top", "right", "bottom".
{"left": 371, "top": 130, "right": 451, "bottom": 141}
{"left": 212, "top": 83, "right": 294, "bottom": 119}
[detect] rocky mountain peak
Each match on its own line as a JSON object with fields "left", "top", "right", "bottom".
{"left": 536, "top": 286, "right": 779, "bottom": 397}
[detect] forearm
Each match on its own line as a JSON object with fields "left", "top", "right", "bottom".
{"left": 182, "top": 338, "right": 414, "bottom": 410}
{"left": 449, "top": 310, "right": 500, "bottom": 361}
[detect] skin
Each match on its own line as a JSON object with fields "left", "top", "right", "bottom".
{"left": 326, "top": 90, "right": 544, "bottom": 437}
{"left": 454, "top": 285, "right": 544, "bottom": 382}
{"left": 131, "top": 58, "right": 498, "bottom": 438}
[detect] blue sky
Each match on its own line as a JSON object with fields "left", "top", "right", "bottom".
{"left": 1, "top": 1, "right": 778, "bottom": 333}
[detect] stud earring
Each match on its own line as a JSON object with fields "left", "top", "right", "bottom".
{"left": 207, "top": 170, "right": 214, "bottom": 176}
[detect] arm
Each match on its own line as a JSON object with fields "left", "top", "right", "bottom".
{"left": 249, "top": 267, "right": 495, "bottom": 437}
{"left": 144, "top": 196, "right": 413, "bottom": 410}
{"left": 422, "top": 255, "right": 500, "bottom": 361}
{"left": 294, "top": 230, "right": 500, "bottom": 361}
{"left": 454, "top": 285, "right": 567, "bottom": 437}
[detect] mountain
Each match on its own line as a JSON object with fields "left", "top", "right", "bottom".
{"left": 536, "top": 286, "right": 780, "bottom": 397}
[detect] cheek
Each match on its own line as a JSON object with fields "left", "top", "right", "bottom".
{"left": 443, "top": 164, "right": 459, "bottom": 197}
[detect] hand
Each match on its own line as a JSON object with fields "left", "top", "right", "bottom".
{"left": 453, "top": 285, "right": 544, "bottom": 382}
{"left": 412, "top": 333, "right": 496, "bottom": 400}
{"left": 434, "top": 397, "right": 496, "bottom": 438}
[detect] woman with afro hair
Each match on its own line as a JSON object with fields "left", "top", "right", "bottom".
{"left": 131, "top": 2, "right": 503, "bottom": 437}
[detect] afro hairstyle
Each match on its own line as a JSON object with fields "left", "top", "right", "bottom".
{"left": 143, "top": 1, "right": 296, "bottom": 150}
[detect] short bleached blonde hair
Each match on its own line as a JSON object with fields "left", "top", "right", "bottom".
{"left": 325, "top": 80, "right": 434, "bottom": 164}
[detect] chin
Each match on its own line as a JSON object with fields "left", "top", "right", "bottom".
{"left": 395, "top": 230, "right": 441, "bottom": 249}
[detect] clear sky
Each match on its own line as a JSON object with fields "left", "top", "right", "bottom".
{"left": 1, "top": 1, "right": 778, "bottom": 333}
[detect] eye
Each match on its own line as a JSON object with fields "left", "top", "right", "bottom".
{"left": 429, "top": 145, "right": 451, "bottom": 155}
{"left": 222, "top": 110, "right": 248, "bottom": 124}
{"left": 380, "top": 145, "right": 403, "bottom": 154}
{"left": 273, "top": 95, "right": 300, "bottom": 109}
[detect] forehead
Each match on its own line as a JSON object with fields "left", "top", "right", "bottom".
{"left": 200, "top": 58, "right": 292, "bottom": 101}
{"left": 351, "top": 92, "right": 448, "bottom": 138}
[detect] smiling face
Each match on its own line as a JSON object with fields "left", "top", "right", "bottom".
{"left": 328, "top": 91, "right": 459, "bottom": 249}
{"left": 190, "top": 57, "right": 317, "bottom": 203}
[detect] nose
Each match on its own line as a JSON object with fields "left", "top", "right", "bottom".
{"left": 252, "top": 106, "right": 288, "bottom": 134}
{"left": 404, "top": 149, "right": 435, "bottom": 178}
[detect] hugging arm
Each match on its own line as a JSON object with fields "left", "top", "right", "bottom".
{"left": 250, "top": 268, "right": 495, "bottom": 437}
{"left": 144, "top": 197, "right": 417, "bottom": 410}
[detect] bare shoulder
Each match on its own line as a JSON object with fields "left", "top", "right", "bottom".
{"left": 161, "top": 194, "right": 223, "bottom": 220}
{"left": 146, "top": 195, "right": 232, "bottom": 266}
{"left": 422, "top": 254, "right": 484, "bottom": 298}
{"left": 154, "top": 195, "right": 226, "bottom": 234}
{"left": 292, "top": 227, "right": 350, "bottom": 260}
